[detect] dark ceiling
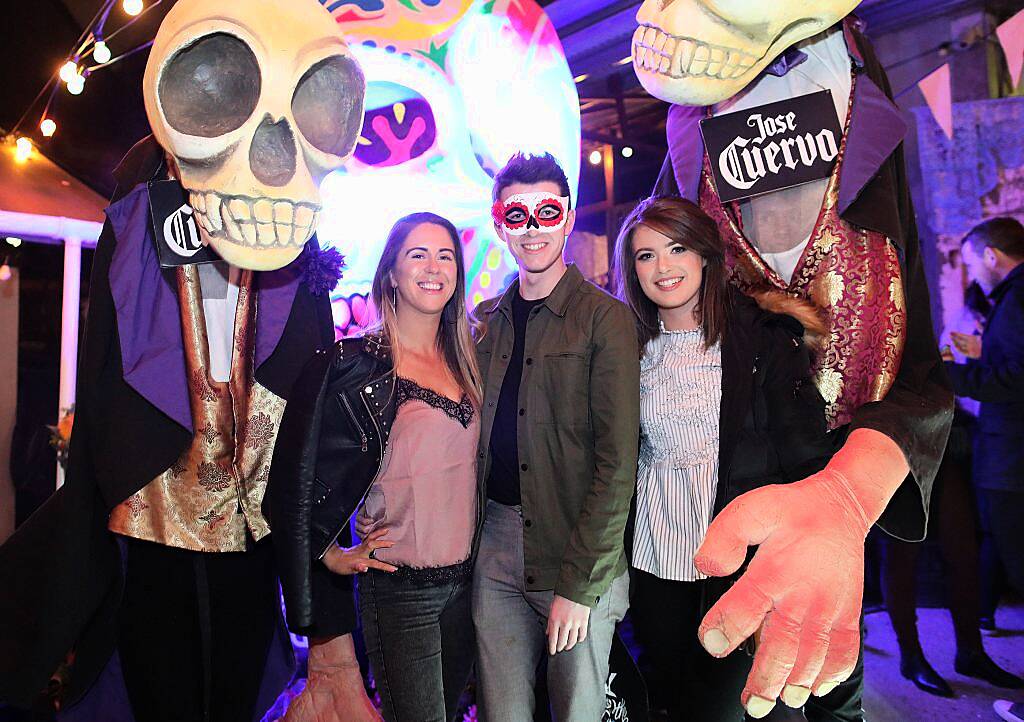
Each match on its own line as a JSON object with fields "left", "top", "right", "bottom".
{"left": 2, "top": 0, "right": 1018, "bottom": 201}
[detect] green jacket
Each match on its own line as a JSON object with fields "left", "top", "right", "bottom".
{"left": 474, "top": 265, "right": 640, "bottom": 607}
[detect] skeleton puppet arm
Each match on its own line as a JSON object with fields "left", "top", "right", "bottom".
{"left": 695, "top": 429, "right": 908, "bottom": 717}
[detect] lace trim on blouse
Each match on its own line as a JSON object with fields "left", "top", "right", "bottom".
{"left": 388, "top": 558, "right": 474, "bottom": 587}
{"left": 396, "top": 377, "right": 475, "bottom": 428}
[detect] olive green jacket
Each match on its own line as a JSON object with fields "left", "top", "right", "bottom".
{"left": 474, "top": 265, "right": 640, "bottom": 607}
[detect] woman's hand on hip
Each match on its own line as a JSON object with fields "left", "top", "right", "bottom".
{"left": 323, "top": 528, "right": 397, "bottom": 575}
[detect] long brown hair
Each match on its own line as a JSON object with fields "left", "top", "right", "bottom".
{"left": 612, "top": 196, "right": 731, "bottom": 354}
{"left": 370, "top": 212, "right": 483, "bottom": 407}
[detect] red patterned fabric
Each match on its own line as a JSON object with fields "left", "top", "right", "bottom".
{"left": 699, "top": 79, "right": 906, "bottom": 428}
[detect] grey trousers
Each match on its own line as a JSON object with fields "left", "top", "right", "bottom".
{"left": 472, "top": 500, "right": 630, "bottom": 722}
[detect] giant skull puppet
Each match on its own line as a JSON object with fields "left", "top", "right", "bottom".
{"left": 143, "top": 0, "right": 366, "bottom": 270}
{"left": 632, "top": 0, "right": 859, "bottom": 105}
{"left": 629, "top": 1, "right": 956, "bottom": 719}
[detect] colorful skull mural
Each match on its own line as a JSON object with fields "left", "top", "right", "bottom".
{"left": 315, "top": 0, "right": 581, "bottom": 336}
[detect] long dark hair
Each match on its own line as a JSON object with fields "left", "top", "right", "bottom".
{"left": 612, "top": 196, "right": 731, "bottom": 353}
{"left": 370, "top": 212, "right": 482, "bottom": 407}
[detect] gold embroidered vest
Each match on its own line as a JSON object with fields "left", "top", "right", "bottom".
{"left": 699, "top": 81, "right": 906, "bottom": 428}
{"left": 108, "top": 266, "right": 285, "bottom": 552}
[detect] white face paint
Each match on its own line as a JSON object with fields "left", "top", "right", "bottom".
{"left": 632, "top": 0, "right": 861, "bottom": 106}
{"left": 492, "top": 192, "right": 570, "bottom": 237}
{"left": 143, "top": 0, "right": 366, "bottom": 271}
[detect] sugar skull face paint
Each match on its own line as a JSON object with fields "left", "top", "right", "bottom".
{"left": 492, "top": 192, "right": 570, "bottom": 236}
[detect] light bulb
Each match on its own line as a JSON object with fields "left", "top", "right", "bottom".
{"left": 93, "top": 40, "right": 111, "bottom": 64}
{"left": 67, "top": 74, "right": 85, "bottom": 95}
{"left": 59, "top": 61, "right": 78, "bottom": 83}
{"left": 621, "top": 146, "right": 634, "bottom": 158}
{"left": 0, "top": 265, "right": 11, "bottom": 282}
{"left": 122, "top": 0, "right": 143, "bottom": 16}
{"left": 40, "top": 118, "right": 57, "bottom": 137}
{"left": 5, "top": 237, "right": 22, "bottom": 248}
{"left": 588, "top": 149, "right": 602, "bottom": 166}
{"left": 14, "top": 137, "right": 32, "bottom": 163}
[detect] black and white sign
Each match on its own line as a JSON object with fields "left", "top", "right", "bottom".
{"left": 148, "top": 179, "right": 219, "bottom": 268}
{"left": 700, "top": 90, "right": 843, "bottom": 203}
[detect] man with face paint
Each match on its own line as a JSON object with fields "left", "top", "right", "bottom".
{"left": 471, "top": 153, "right": 640, "bottom": 721}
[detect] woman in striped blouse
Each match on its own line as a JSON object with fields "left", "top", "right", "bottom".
{"left": 613, "top": 196, "right": 835, "bottom": 721}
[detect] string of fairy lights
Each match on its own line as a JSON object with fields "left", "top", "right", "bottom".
{"left": 8, "top": 0, "right": 161, "bottom": 164}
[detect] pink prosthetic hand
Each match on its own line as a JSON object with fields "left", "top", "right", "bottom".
{"left": 694, "top": 429, "right": 910, "bottom": 718}
{"left": 284, "top": 634, "right": 382, "bottom": 722}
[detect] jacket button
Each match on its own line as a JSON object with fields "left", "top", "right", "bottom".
{"left": 488, "top": 401, "right": 495, "bottom": 407}
{"left": 478, "top": 452, "right": 485, "bottom": 459}
{"left": 525, "top": 358, "right": 533, "bottom": 365}
{"left": 524, "top": 519, "right": 532, "bottom": 527}
{"left": 527, "top": 575, "right": 535, "bottom": 585}
{"left": 520, "top": 463, "right": 528, "bottom": 472}
{"left": 502, "top": 354, "right": 508, "bottom": 360}
{"left": 518, "top": 408, "right": 525, "bottom": 416}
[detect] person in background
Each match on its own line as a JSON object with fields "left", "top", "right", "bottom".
{"left": 880, "top": 273, "right": 1020, "bottom": 698}
{"left": 614, "top": 196, "right": 835, "bottom": 721}
{"left": 939, "top": 217, "right": 1024, "bottom": 722}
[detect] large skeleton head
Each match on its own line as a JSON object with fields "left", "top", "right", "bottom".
{"left": 633, "top": 0, "right": 860, "bottom": 106}
{"left": 143, "top": 0, "right": 366, "bottom": 270}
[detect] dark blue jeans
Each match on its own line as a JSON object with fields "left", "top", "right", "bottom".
{"left": 357, "top": 568, "right": 475, "bottom": 722}
{"left": 977, "top": 489, "right": 1024, "bottom": 597}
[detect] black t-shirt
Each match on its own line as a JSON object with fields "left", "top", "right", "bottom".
{"left": 487, "top": 292, "right": 545, "bottom": 505}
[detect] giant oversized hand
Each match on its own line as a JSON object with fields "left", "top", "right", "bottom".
{"left": 284, "top": 634, "right": 382, "bottom": 722}
{"left": 694, "top": 429, "right": 910, "bottom": 718}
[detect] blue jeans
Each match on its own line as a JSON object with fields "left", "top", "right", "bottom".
{"left": 472, "top": 500, "right": 630, "bottom": 722}
{"left": 357, "top": 568, "right": 475, "bottom": 722}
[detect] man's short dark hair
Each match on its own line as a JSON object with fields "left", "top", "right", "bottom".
{"left": 963, "top": 217, "right": 1024, "bottom": 260}
{"left": 492, "top": 152, "right": 572, "bottom": 207}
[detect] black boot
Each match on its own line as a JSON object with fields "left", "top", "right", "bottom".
{"left": 955, "top": 650, "right": 1024, "bottom": 689}
{"left": 900, "top": 650, "right": 955, "bottom": 697}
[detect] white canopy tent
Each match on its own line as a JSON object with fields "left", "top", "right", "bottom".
{"left": 0, "top": 137, "right": 104, "bottom": 513}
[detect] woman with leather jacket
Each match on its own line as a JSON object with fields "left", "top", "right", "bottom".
{"left": 269, "top": 212, "right": 483, "bottom": 722}
{"left": 613, "top": 197, "right": 836, "bottom": 722}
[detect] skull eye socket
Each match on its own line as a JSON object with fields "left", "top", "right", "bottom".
{"left": 159, "top": 33, "right": 261, "bottom": 138}
{"left": 292, "top": 55, "right": 365, "bottom": 157}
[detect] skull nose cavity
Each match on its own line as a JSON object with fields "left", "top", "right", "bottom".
{"left": 249, "top": 114, "right": 297, "bottom": 187}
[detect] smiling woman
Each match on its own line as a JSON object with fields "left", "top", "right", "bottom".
{"left": 271, "top": 210, "right": 483, "bottom": 722}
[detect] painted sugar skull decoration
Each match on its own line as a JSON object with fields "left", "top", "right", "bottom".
{"left": 143, "top": 0, "right": 366, "bottom": 270}
{"left": 317, "top": 0, "right": 580, "bottom": 334}
{"left": 633, "top": 0, "right": 860, "bottom": 106}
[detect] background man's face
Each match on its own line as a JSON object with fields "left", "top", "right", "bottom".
{"left": 961, "top": 240, "right": 999, "bottom": 294}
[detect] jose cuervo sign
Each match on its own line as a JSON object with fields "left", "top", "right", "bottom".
{"left": 148, "top": 179, "right": 220, "bottom": 267}
{"left": 700, "top": 89, "right": 844, "bottom": 203}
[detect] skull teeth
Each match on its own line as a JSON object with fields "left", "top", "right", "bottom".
{"left": 633, "top": 24, "right": 758, "bottom": 80}
{"left": 187, "top": 190, "right": 319, "bottom": 250}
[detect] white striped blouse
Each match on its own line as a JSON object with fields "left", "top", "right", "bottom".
{"left": 632, "top": 323, "right": 722, "bottom": 582}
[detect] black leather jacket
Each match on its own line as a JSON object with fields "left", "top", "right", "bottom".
{"left": 267, "top": 334, "right": 397, "bottom": 631}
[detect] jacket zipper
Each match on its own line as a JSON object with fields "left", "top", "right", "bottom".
{"left": 320, "top": 379, "right": 390, "bottom": 559}
{"left": 339, "top": 393, "right": 369, "bottom": 452}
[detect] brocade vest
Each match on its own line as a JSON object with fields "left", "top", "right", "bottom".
{"left": 108, "top": 266, "right": 286, "bottom": 552}
{"left": 699, "top": 78, "right": 906, "bottom": 428}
